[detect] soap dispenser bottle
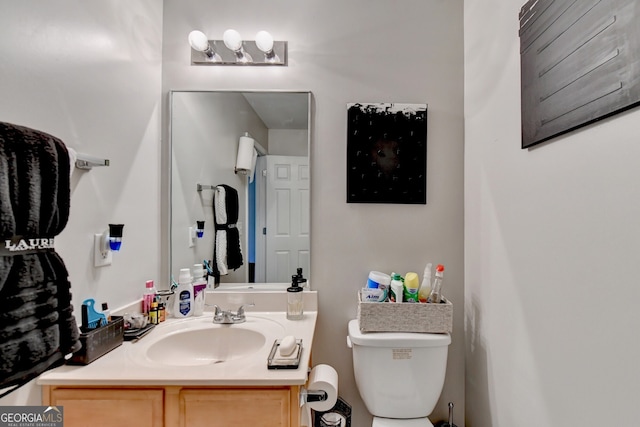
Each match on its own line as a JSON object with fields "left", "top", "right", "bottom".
{"left": 295, "top": 267, "right": 307, "bottom": 288}
{"left": 287, "top": 275, "right": 304, "bottom": 320}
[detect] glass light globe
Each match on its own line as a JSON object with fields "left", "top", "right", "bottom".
{"left": 188, "top": 30, "right": 209, "bottom": 52}
{"left": 255, "top": 31, "right": 274, "bottom": 53}
{"left": 223, "top": 29, "right": 243, "bottom": 51}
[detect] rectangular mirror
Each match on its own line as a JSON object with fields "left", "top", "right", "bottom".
{"left": 169, "top": 91, "right": 311, "bottom": 286}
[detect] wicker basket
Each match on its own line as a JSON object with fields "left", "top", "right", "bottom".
{"left": 357, "top": 291, "right": 452, "bottom": 333}
{"left": 67, "top": 316, "right": 124, "bottom": 365}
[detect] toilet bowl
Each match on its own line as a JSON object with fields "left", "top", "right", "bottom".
{"left": 347, "top": 319, "right": 451, "bottom": 427}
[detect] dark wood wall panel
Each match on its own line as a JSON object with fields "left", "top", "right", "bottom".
{"left": 519, "top": 0, "right": 640, "bottom": 148}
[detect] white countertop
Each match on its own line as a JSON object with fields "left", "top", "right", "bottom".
{"left": 38, "top": 291, "right": 317, "bottom": 387}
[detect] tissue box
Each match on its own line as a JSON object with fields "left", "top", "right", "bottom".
{"left": 356, "top": 291, "right": 452, "bottom": 333}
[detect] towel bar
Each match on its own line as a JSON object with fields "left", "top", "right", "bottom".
{"left": 76, "top": 153, "right": 109, "bottom": 170}
{"left": 197, "top": 184, "right": 216, "bottom": 192}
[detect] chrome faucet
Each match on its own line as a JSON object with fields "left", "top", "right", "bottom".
{"left": 212, "top": 303, "right": 254, "bottom": 324}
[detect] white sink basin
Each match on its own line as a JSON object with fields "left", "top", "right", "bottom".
{"left": 146, "top": 327, "right": 266, "bottom": 366}
{"left": 138, "top": 316, "right": 285, "bottom": 367}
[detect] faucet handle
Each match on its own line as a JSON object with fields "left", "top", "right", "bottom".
{"left": 212, "top": 304, "right": 225, "bottom": 321}
{"left": 236, "top": 302, "right": 255, "bottom": 317}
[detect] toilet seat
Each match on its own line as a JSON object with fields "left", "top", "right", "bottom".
{"left": 372, "top": 416, "right": 433, "bottom": 427}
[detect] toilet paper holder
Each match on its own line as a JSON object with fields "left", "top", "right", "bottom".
{"left": 299, "top": 387, "right": 328, "bottom": 406}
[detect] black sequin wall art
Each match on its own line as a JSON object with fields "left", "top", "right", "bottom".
{"left": 346, "top": 103, "right": 427, "bottom": 204}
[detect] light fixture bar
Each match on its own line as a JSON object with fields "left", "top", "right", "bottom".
{"left": 190, "top": 40, "right": 287, "bottom": 66}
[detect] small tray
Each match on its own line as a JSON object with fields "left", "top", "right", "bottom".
{"left": 123, "top": 323, "right": 156, "bottom": 342}
{"left": 267, "top": 339, "right": 303, "bottom": 370}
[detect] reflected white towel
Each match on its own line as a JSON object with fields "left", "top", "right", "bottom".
{"left": 214, "top": 186, "right": 228, "bottom": 275}
{"left": 67, "top": 147, "right": 77, "bottom": 179}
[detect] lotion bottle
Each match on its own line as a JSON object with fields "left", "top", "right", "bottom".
{"left": 173, "top": 268, "right": 194, "bottom": 318}
{"left": 191, "top": 263, "right": 207, "bottom": 316}
{"left": 143, "top": 280, "right": 157, "bottom": 315}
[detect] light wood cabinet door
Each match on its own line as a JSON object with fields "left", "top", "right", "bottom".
{"left": 43, "top": 385, "right": 300, "bottom": 427}
{"left": 178, "top": 387, "right": 296, "bottom": 427}
{"left": 46, "top": 387, "right": 164, "bottom": 427}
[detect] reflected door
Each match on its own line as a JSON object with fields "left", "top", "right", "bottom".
{"left": 264, "top": 155, "right": 310, "bottom": 282}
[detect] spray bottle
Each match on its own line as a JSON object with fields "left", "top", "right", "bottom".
{"left": 427, "top": 264, "right": 445, "bottom": 303}
{"left": 418, "top": 263, "right": 433, "bottom": 303}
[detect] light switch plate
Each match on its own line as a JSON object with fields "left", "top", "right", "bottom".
{"left": 94, "top": 234, "right": 112, "bottom": 267}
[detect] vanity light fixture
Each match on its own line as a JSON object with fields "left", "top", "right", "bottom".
{"left": 94, "top": 224, "right": 124, "bottom": 268}
{"left": 188, "top": 29, "right": 287, "bottom": 66}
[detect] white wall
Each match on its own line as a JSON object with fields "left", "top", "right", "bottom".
{"left": 464, "top": 1, "right": 640, "bottom": 426}
{"left": 268, "top": 129, "right": 308, "bottom": 156}
{"left": 162, "top": 1, "right": 465, "bottom": 425}
{"left": 0, "top": 0, "right": 162, "bottom": 404}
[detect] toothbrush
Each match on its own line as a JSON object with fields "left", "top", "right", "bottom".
{"left": 203, "top": 259, "right": 215, "bottom": 276}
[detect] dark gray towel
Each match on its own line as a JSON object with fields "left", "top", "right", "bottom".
{"left": 0, "top": 122, "right": 80, "bottom": 396}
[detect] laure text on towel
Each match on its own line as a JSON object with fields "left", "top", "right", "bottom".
{"left": 3, "top": 237, "right": 55, "bottom": 253}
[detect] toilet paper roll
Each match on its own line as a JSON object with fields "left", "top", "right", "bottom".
{"left": 236, "top": 135, "right": 255, "bottom": 173}
{"left": 305, "top": 364, "right": 338, "bottom": 412}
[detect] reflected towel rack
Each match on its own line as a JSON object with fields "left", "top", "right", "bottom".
{"left": 75, "top": 153, "right": 110, "bottom": 170}
{"left": 197, "top": 184, "right": 216, "bottom": 192}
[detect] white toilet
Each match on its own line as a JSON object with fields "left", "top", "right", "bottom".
{"left": 347, "top": 319, "right": 451, "bottom": 427}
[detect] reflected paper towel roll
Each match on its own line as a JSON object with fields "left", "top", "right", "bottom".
{"left": 306, "top": 364, "right": 338, "bottom": 412}
{"left": 236, "top": 134, "right": 255, "bottom": 173}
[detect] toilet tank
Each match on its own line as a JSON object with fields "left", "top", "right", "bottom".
{"left": 347, "top": 319, "right": 451, "bottom": 419}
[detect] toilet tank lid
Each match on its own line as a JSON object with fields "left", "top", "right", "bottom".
{"left": 348, "top": 319, "right": 451, "bottom": 348}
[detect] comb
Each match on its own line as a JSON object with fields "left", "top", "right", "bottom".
{"left": 82, "top": 298, "right": 108, "bottom": 329}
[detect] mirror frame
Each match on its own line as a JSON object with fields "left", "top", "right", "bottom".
{"left": 166, "top": 90, "right": 312, "bottom": 289}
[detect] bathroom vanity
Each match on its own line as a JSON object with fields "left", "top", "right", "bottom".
{"left": 39, "top": 290, "right": 317, "bottom": 427}
{"left": 42, "top": 385, "right": 300, "bottom": 427}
